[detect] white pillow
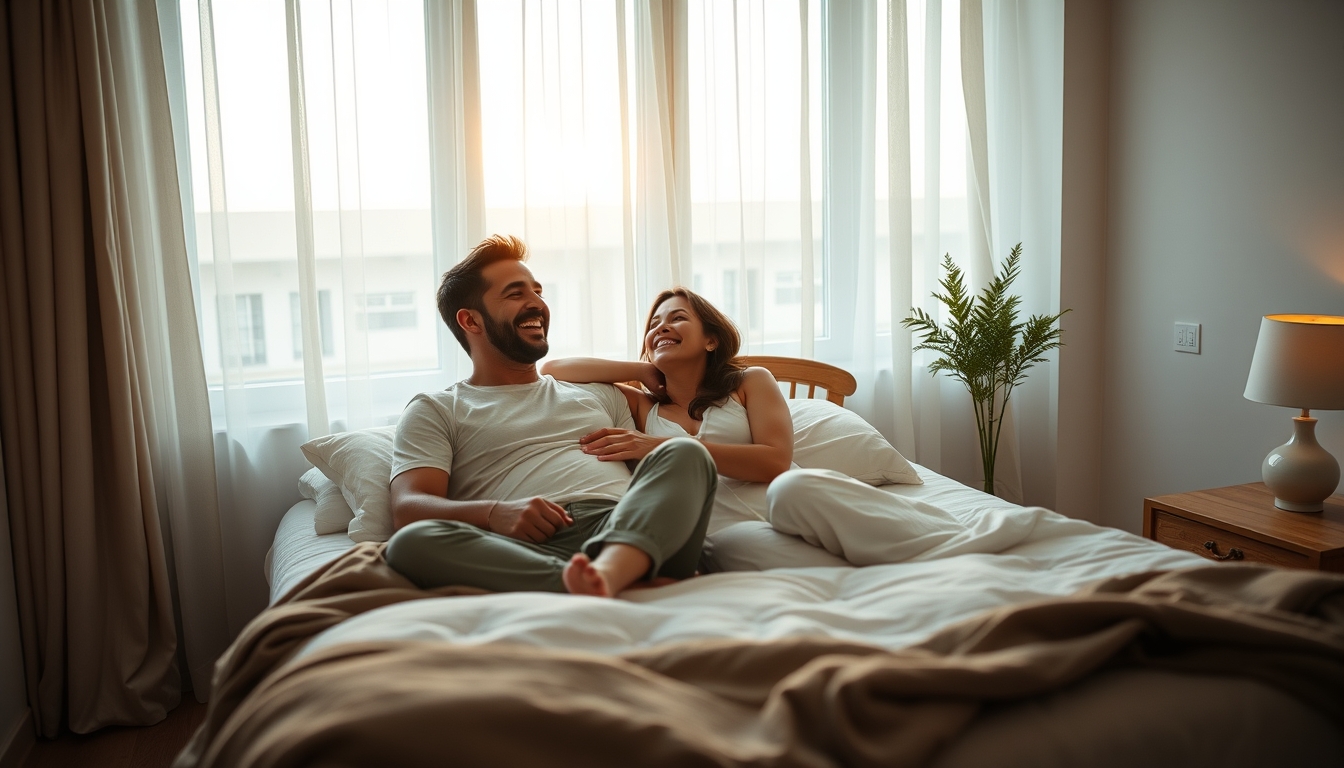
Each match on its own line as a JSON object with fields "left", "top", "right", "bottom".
{"left": 297, "top": 467, "right": 356, "bottom": 535}
{"left": 788, "top": 399, "right": 922, "bottom": 485}
{"left": 300, "top": 427, "right": 396, "bottom": 542}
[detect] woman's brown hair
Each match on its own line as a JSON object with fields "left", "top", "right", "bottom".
{"left": 641, "top": 287, "right": 745, "bottom": 420}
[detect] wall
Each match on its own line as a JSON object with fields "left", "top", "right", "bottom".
{"left": 1102, "top": 0, "right": 1344, "bottom": 531}
{"left": 0, "top": 432, "right": 31, "bottom": 762}
{"left": 1056, "top": 0, "right": 1111, "bottom": 523}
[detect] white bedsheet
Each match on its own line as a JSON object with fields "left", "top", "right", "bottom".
{"left": 289, "top": 466, "right": 1206, "bottom": 662}
{"left": 267, "top": 500, "right": 358, "bottom": 602}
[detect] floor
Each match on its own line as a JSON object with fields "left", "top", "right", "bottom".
{"left": 21, "top": 698, "right": 207, "bottom": 768}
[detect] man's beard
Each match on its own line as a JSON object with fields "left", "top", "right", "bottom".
{"left": 484, "top": 309, "right": 549, "bottom": 364}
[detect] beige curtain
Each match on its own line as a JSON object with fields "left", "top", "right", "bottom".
{"left": 0, "top": 0, "right": 221, "bottom": 736}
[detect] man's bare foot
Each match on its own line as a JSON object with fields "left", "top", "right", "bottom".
{"left": 562, "top": 553, "right": 613, "bottom": 597}
{"left": 563, "top": 544, "right": 660, "bottom": 597}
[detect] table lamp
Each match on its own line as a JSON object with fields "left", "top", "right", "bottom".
{"left": 1243, "top": 314, "right": 1344, "bottom": 512}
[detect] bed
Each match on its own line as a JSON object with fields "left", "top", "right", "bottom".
{"left": 185, "top": 360, "right": 1344, "bottom": 768}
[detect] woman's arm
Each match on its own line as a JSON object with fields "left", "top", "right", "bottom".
{"left": 540, "top": 357, "right": 659, "bottom": 429}
{"left": 540, "top": 357, "right": 663, "bottom": 391}
{"left": 696, "top": 367, "right": 794, "bottom": 483}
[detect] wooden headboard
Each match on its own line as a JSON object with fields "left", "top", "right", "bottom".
{"left": 737, "top": 356, "right": 857, "bottom": 406}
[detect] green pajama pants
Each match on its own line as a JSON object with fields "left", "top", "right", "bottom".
{"left": 385, "top": 438, "right": 717, "bottom": 593}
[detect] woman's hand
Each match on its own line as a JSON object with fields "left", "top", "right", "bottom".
{"left": 579, "top": 428, "right": 669, "bottom": 462}
{"left": 634, "top": 362, "right": 668, "bottom": 399}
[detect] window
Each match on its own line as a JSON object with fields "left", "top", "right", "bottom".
{"left": 723, "top": 270, "right": 737, "bottom": 318}
{"left": 768, "top": 269, "right": 825, "bottom": 342}
{"left": 290, "top": 290, "right": 334, "bottom": 360}
{"left": 361, "top": 292, "right": 417, "bottom": 331}
{"left": 180, "top": 0, "right": 437, "bottom": 391}
{"left": 775, "top": 271, "right": 801, "bottom": 305}
{"left": 747, "top": 269, "right": 762, "bottom": 330}
{"left": 176, "top": 0, "right": 987, "bottom": 411}
{"left": 236, "top": 294, "right": 266, "bottom": 366}
{"left": 723, "top": 269, "right": 762, "bottom": 331}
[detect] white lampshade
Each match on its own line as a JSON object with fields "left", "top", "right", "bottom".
{"left": 1244, "top": 314, "right": 1344, "bottom": 410}
{"left": 1243, "top": 314, "right": 1344, "bottom": 513}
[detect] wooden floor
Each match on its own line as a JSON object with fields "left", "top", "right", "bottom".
{"left": 21, "top": 698, "right": 207, "bottom": 768}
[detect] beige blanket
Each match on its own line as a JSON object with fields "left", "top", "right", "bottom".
{"left": 175, "top": 544, "right": 1344, "bottom": 768}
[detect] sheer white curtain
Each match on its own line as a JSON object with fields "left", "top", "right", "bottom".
{"left": 167, "top": 0, "right": 1064, "bottom": 629}
{"left": 944, "top": 0, "right": 1064, "bottom": 501}
{"left": 173, "top": 0, "right": 674, "bottom": 622}
{"left": 476, "top": 1, "right": 639, "bottom": 360}
{"left": 468, "top": 0, "right": 691, "bottom": 358}
{"left": 979, "top": 0, "right": 1064, "bottom": 506}
{"left": 177, "top": 0, "right": 448, "bottom": 622}
{"left": 684, "top": 0, "right": 906, "bottom": 448}
{"left": 680, "top": 0, "right": 1063, "bottom": 497}
{"left": 681, "top": 0, "right": 1063, "bottom": 501}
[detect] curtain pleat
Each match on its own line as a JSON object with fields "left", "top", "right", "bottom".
{"left": 961, "top": 0, "right": 993, "bottom": 280}
{"left": 616, "top": 0, "right": 639, "bottom": 358}
{"left": 797, "top": 0, "right": 815, "bottom": 359}
{"left": 424, "top": 0, "right": 481, "bottom": 371}
{"left": 0, "top": 0, "right": 223, "bottom": 735}
{"left": 886, "top": 0, "right": 916, "bottom": 459}
{"left": 634, "top": 0, "right": 684, "bottom": 297}
{"left": 70, "top": 0, "right": 181, "bottom": 730}
{"left": 980, "top": 0, "right": 1065, "bottom": 507}
{"left": 916, "top": 0, "right": 947, "bottom": 473}
{"left": 284, "top": 0, "right": 329, "bottom": 440}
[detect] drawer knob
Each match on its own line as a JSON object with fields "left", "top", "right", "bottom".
{"left": 1203, "top": 541, "right": 1244, "bottom": 561}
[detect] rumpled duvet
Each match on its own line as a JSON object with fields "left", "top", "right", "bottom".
{"left": 175, "top": 543, "right": 1344, "bottom": 768}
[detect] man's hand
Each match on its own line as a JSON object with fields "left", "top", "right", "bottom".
{"left": 580, "top": 428, "right": 669, "bottom": 462}
{"left": 487, "top": 497, "right": 573, "bottom": 543}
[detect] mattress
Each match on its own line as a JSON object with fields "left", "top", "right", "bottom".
{"left": 266, "top": 499, "right": 359, "bottom": 603}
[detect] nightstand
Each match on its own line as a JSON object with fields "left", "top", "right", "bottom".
{"left": 1143, "top": 483, "right": 1344, "bottom": 573}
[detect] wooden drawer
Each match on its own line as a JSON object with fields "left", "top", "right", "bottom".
{"left": 1151, "top": 511, "right": 1310, "bottom": 569}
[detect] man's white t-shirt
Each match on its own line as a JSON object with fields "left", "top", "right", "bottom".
{"left": 392, "top": 376, "right": 637, "bottom": 506}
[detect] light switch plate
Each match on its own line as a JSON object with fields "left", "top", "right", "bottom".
{"left": 1174, "top": 322, "right": 1201, "bottom": 354}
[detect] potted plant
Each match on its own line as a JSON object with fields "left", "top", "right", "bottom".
{"left": 901, "top": 244, "right": 1068, "bottom": 496}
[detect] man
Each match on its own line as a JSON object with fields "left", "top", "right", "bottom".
{"left": 385, "top": 235, "right": 716, "bottom": 597}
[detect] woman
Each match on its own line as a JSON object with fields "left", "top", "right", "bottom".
{"left": 542, "top": 288, "right": 968, "bottom": 570}
{"left": 542, "top": 287, "right": 793, "bottom": 485}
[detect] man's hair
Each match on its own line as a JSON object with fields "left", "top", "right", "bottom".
{"left": 640, "top": 287, "right": 745, "bottom": 420}
{"left": 437, "top": 235, "right": 529, "bottom": 353}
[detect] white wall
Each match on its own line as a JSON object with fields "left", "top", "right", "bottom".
{"left": 1101, "top": 0, "right": 1344, "bottom": 531}
{"left": 0, "top": 432, "right": 30, "bottom": 759}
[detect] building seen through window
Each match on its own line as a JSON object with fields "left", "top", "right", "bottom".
{"left": 235, "top": 294, "right": 266, "bottom": 366}
{"left": 361, "top": 292, "right": 417, "bottom": 331}
{"left": 290, "top": 290, "right": 334, "bottom": 360}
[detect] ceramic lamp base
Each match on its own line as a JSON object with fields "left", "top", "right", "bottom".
{"left": 1262, "top": 416, "right": 1340, "bottom": 513}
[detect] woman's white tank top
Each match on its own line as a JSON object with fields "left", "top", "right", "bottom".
{"left": 644, "top": 396, "right": 753, "bottom": 445}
